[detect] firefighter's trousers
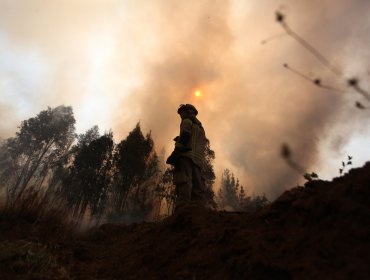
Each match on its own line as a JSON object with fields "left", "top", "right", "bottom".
{"left": 174, "top": 157, "right": 206, "bottom": 207}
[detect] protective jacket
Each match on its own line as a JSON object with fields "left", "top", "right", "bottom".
{"left": 175, "top": 116, "right": 206, "bottom": 168}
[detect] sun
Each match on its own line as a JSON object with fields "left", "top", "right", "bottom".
{"left": 194, "top": 90, "right": 201, "bottom": 97}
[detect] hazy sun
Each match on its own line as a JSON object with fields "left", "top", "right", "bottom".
{"left": 194, "top": 90, "right": 201, "bottom": 97}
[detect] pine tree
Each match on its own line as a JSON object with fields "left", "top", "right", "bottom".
{"left": 218, "top": 169, "right": 269, "bottom": 211}
{"left": 155, "top": 166, "right": 176, "bottom": 216}
{"left": 238, "top": 185, "right": 250, "bottom": 211}
{"left": 220, "top": 169, "right": 239, "bottom": 210}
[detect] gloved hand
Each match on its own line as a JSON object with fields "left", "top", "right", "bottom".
{"left": 166, "top": 150, "right": 179, "bottom": 165}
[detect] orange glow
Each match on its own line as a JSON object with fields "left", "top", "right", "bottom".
{"left": 194, "top": 90, "right": 201, "bottom": 97}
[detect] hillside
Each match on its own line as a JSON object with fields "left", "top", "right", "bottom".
{"left": 1, "top": 162, "right": 370, "bottom": 279}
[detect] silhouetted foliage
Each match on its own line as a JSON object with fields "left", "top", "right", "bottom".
{"left": 155, "top": 166, "right": 176, "bottom": 216}
{"left": 202, "top": 139, "right": 217, "bottom": 208}
{"left": 60, "top": 127, "right": 114, "bottom": 221}
{"left": 218, "top": 169, "right": 240, "bottom": 210}
{"left": 303, "top": 172, "right": 319, "bottom": 182}
{"left": 217, "top": 169, "right": 269, "bottom": 211}
{"left": 0, "top": 106, "right": 75, "bottom": 202}
{"left": 109, "top": 123, "right": 159, "bottom": 221}
{"left": 339, "top": 155, "right": 352, "bottom": 175}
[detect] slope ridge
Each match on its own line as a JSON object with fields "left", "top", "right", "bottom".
{"left": 70, "top": 162, "right": 370, "bottom": 279}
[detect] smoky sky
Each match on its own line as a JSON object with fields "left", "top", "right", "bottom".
{"left": 1, "top": 0, "right": 370, "bottom": 199}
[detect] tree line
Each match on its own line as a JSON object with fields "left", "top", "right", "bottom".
{"left": 0, "top": 105, "right": 267, "bottom": 224}
{"left": 217, "top": 169, "right": 269, "bottom": 212}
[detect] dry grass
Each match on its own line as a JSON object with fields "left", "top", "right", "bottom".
{"left": 0, "top": 240, "right": 71, "bottom": 279}
{"left": 0, "top": 189, "right": 75, "bottom": 279}
{"left": 0, "top": 188, "right": 75, "bottom": 241}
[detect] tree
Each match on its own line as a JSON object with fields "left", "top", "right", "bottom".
{"left": 218, "top": 169, "right": 269, "bottom": 211}
{"left": 0, "top": 106, "right": 76, "bottom": 202}
{"left": 202, "top": 139, "right": 217, "bottom": 208}
{"left": 154, "top": 166, "right": 176, "bottom": 217}
{"left": 60, "top": 127, "right": 114, "bottom": 221}
{"left": 241, "top": 193, "right": 269, "bottom": 212}
{"left": 110, "top": 123, "right": 159, "bottom": 220}
{"left": 238, "top": 185, "right": 249, "bottom": 210}
{"left": 219, "top": 169, "right": 239, "bottom": 210}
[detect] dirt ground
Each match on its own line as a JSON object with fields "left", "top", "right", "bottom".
{"left": 1, "top": 162, "right": 370, "bottom": 279}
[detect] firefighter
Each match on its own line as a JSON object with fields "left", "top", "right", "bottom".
{"left": 166, "top": 104, "right": 207, "bottom": 209}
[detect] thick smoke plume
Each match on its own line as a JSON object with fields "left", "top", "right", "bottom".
{"left": 1, "top": 0, "right": 370, "bottom": 199}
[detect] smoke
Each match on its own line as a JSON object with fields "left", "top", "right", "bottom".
{"left": 1, "top": 0, "right": 370, "bottom": 199}
{"left": 112, "top": 0, "right": 370, "bottom": 198}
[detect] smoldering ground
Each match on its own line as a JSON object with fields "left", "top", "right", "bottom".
{"left": 1, "top": 0, "right": 370, "bottom": 199}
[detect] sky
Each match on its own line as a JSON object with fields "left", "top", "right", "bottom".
{"left": 0, "top": 0, "right": 370, "bottom": 199}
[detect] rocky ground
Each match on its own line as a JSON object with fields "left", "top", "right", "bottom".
{"left": 1, "top": 162, "right": 370, "bottom": 279}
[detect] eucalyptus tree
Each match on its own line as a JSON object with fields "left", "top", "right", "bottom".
{"left": 0, "top": 106, "right": 76, "bottom": 201}
{"left": 60, "top": 127, "right": 114, "bottom": 221}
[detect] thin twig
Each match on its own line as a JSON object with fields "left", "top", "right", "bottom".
{"left": 276, "top": 11, "right": 342, "bottom": 77}
{"left": 283, "top": 63, "right": 344, "bottom": 93}
{"left": 261, "top": 32, "right": 287, "bottom": 45}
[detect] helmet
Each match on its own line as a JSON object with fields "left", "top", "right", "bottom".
{"left": 177, "top": 104, "right": 198, "bottom": 115}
